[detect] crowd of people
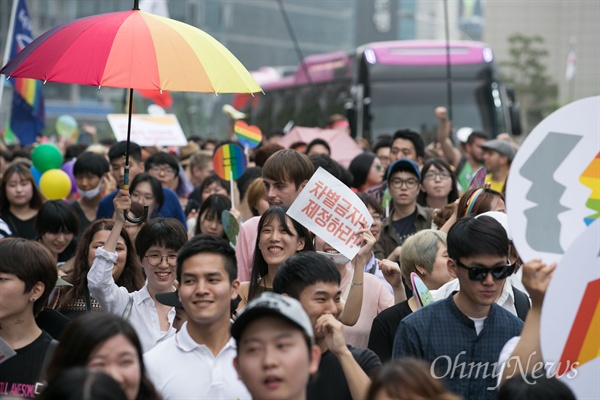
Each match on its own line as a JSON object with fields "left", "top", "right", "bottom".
{"left": 0, "top": 111, "right": 576, "bottom": 400}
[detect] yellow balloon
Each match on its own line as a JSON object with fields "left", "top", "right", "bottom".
{"left": 39, "top": 169, "right": 72, "bottom": 200}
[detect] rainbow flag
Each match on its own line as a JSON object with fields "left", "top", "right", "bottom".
{"left": 580, "top": 152, "right": 600, "bottom": 225}
{"left": 6, "top": 0, "right": 45, "bottom": 145}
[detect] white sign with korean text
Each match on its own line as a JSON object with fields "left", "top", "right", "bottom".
{"left": 107, "top": 114, "right": 188, "bottom": 146}
{"left": 287, "top": 167, "right": 373, "bottom": 260}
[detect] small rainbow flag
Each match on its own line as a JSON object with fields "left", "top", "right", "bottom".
{"left": 556, "top": 279, "right": 600, "bottom": 376}
{"left": 234, "top": 121, "right": 262, "bottom": 149}
{"left": 213, "top": 143, "right": 247, "bottom": 181}
{"left": 580, "top": 152, "right": 600, "bottom": 226}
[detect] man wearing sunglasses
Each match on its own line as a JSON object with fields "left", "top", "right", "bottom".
{"left": 392, "top": 216, "right": 523, "bottom": 400}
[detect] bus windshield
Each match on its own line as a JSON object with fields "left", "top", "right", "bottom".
{"left": 367, "top": 79, "right": 507, "bottom": 139}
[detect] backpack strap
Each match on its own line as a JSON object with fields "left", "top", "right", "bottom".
{"left": 512, "top": 286, "right": 531, "bottom": 321}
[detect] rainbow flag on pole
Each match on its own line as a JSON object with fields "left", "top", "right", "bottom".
{"left": 5, "top": 0, "right": 45, "bottom": 145}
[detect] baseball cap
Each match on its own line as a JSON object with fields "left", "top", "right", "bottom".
{"left": 232, "top": 292, "right": 314, "bottom": 344}
{"left": 156, "top": 291, "right": 183, "bottom": 308}
{"left": 481, "top": 139, "right": 516, "bottom": 161}
{"left": 387, "top": 158, "right": 421, "bottom": 182}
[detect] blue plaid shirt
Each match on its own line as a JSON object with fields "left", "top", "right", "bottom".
{"left": 392, "top": 294, "right": 523, "bottom": 400}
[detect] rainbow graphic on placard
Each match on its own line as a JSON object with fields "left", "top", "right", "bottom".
{"left": 234, "top": 121, "right": 262, "bottom": 149}
{"left": 212, "top": 144, "right": 247, "bottom": 181}
{"left": 580, "top": 152, "right": 600, "bottom": 226}
{"left": 556, "top": 279, "right": 600, "bottom": 376}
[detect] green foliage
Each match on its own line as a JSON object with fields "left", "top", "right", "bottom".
{"left": 499, "top": 33, "right": 558, "bottom": 131}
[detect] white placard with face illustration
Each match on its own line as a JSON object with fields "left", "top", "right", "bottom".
{"left": 506, "top": 96, "right": 600, "bottom": 265}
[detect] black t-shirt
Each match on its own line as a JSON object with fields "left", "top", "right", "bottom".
{"left": 368, "top": 300, "right": 413, "bottom": 363}
{"left": 0, "top": 331, "right": 54, "bottom": 398}
{"left": 0, "top": 210, "right": 37, "bottom": 240}
{"left": 68, "top": 201, "right": 91, "bottom": 237}
{"left": 307, "top": 345, "right": 381, "bottom": 400}
{"left": 391, "top": 209, "right": 418, "bottom": 245}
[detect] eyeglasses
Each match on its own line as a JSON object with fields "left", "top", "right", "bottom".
{"left": 389, "top": 178, "right": 419, "bottom": 189}
{"left": 454, "top": 259, "right": 515, "bottom": 281}
{"left": 145, "top": 253, "right": 178, "bottom": 266}
{"left": 424, "top": 171, "right": 451, "bottom": 180}
{"left": 149, "top": 165, "right": 176, "bottom": 176}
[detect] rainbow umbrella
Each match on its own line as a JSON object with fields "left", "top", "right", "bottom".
{"left": 1, "top": 0, "right": 261, "bottom": 222}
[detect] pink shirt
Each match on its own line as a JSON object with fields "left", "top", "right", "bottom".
{"left": 235, "top": 216, "right": 260, "bottom": 282}
{"left": 341, "top": 265, "right": 394, "bottom": 349}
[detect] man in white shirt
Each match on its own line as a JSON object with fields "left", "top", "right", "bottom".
{"left": 145, "top": 234, "right": 250, "bottom": 399}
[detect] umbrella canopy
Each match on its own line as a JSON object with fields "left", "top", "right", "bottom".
{"left": 278, "top": 126, "right": 364, "bottom": 169}
{"left": 1, "top": 9, "right": 261, "bottom": 94}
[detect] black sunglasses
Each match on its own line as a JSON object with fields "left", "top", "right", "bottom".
{"left": 454, "top": 259, "right": 515, "bottom": 281}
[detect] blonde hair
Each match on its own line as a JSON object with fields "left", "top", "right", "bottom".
{"left": 400, "top": 229, "right": 447, "bottom": 283}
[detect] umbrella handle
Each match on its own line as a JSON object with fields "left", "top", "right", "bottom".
{"left": 124, "top": 205, "right": 149, "bottom": 225}
{"left": 121, "top": 164, "right": 148, "bottom": 224}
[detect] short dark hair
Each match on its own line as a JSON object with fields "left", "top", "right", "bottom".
{"left": 35, "top": 200, "right": 80, "bottom": 236}
{"left": 129, "top": 173, "right": 164, "bottom": 216}
{"left": 73, "top": 151, "right": 110, "bottom": 178}
{"left": 372, "top": 135, "right": 392, "bottom": 153}
{"left": 199, "top": 173, "right": 230, "bottom": 197}
{"left": 145, "top": 152, "right": 180, "bottom": 177}
{"left": 263, "top": 149, "right": 314, "bottom": 189}
{"left": 135, "top": 218, "right": 188, "bottom": 261}
{"left": 447, "top": 216, "right": 508, "bottom": 261}
{"left": 254, "top": 144, "right": 284, "bottom": 168}
{"left": 273, "top": 252, "right": 340, "bottom": 300}
{"left": 466, "top": 130, "right": 488, "bottom": 145}
{"left": 177, "top": 234, "right": 237, "bottom": 283}
{"left": 392, "top": 129, "right": 425, "bottom": 159}
{"left": 0, "top": 238, "right": 58, "bottom": 315}
{"left": 309, "top": 154, "right": 354, "bottom": 187}
{"left": 107, "top": 141, "right": 142, "bottom": 163}
{"left": 305, "top": 138, "right": 331, "bottom": 155}
{"left": 194, "top": 194, "right": 231, "bottom": 237}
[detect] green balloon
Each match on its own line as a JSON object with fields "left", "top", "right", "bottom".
{"left": 31, "top": 144, "right": 63, "bottom": 173}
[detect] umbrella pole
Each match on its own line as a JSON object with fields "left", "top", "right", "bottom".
{"left": 123, "top": 87, "right": 148, "bottom": 224}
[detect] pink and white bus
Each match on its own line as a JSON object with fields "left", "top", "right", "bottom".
{"left": 236, "top": 40, "right": 521, "bottom": 142}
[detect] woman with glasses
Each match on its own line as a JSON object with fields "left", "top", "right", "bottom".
{"left": 88, "top": 190, "right": 188, "bottom": 352}
{"left": 349, "top": 153, "right": 385, "bottom": 193}
{"left": 417, "top": 158, "right": 459, "bottom": 210}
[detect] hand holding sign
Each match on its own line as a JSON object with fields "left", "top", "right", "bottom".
{"left": 287, "top": 167, "right": 373, "bottom": 261}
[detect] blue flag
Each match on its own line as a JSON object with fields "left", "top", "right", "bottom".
{"left": 7, "top": 0, "right": 45, "bottom": 145}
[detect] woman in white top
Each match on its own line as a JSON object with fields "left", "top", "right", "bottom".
{"left": 87, "top": 190, "right": 188, "bottom": 352}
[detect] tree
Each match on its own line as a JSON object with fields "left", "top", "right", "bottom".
{"left": 499, "top": 33, "right": 558, "bottom": 134}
